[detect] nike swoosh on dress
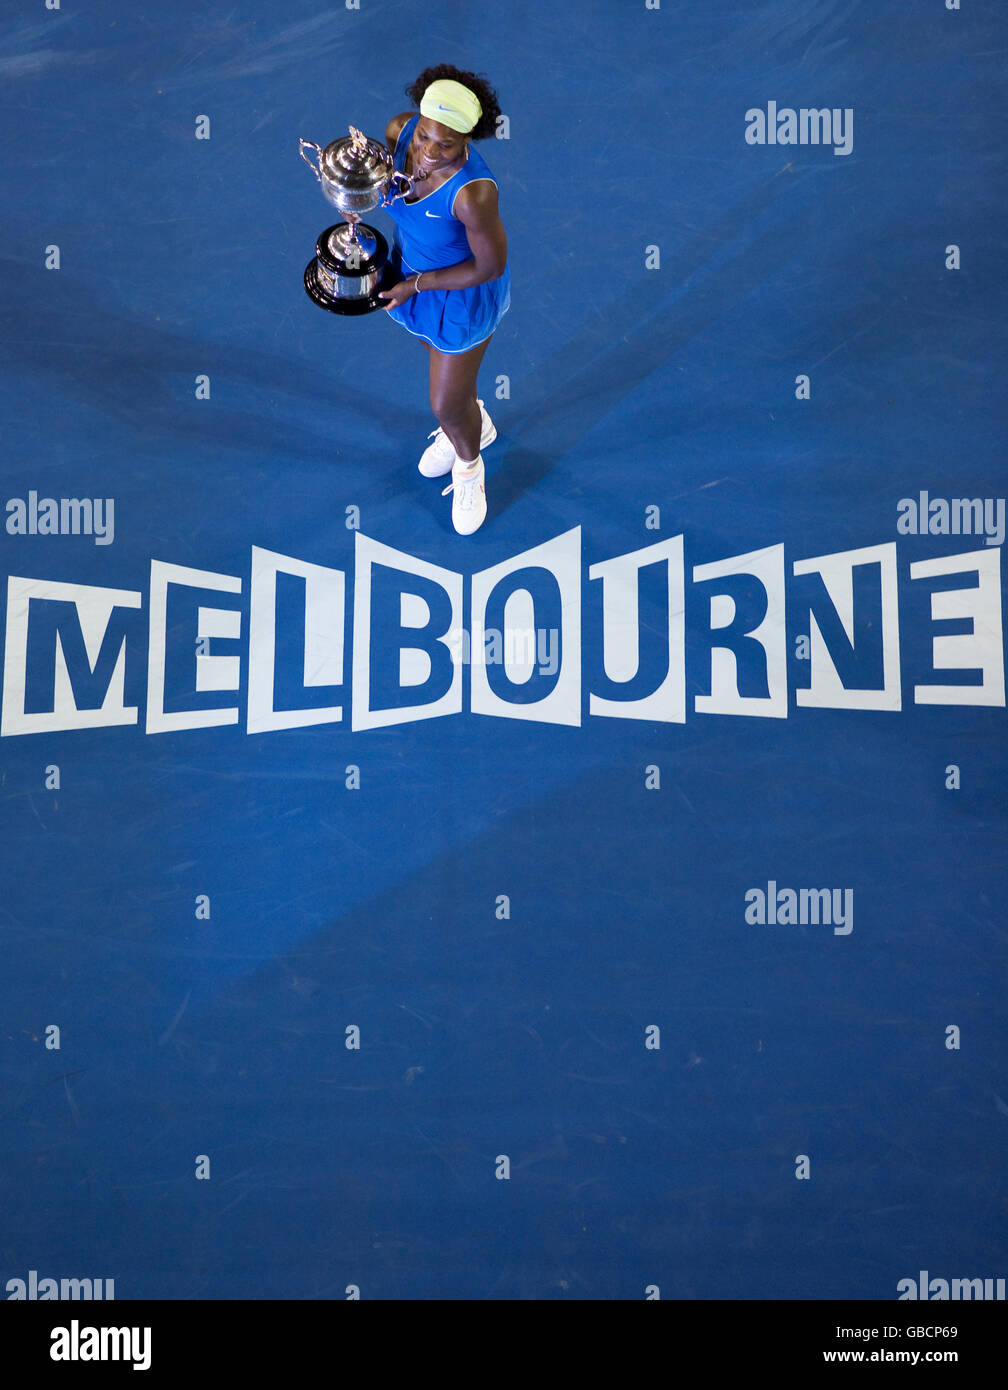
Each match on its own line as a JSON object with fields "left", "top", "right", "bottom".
{"left": 424, "top": 210, "right": 442, "bottom": 217}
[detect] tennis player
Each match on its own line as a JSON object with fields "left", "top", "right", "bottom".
{"left": 379, "top": 66, "right": 511, "bottom": 535}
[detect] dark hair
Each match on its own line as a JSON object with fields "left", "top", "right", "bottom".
{"left": 405, "top": 64, "right": 501, "bottom": 141}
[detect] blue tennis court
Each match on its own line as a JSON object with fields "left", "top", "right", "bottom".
{"left": 1, "top": 0, "right": 1005, "bottom": 1301}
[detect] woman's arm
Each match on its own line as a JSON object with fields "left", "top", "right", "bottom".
{"left": 437, "top": 180, "right": 508, "bottom": 287}
{"left": 378, "top": 169, "right": 507, "bottom": 310}
{"left": 382, "top": 181, "right": 507, "bottom": 310}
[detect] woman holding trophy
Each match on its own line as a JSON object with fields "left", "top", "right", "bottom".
{"left": 376, "top": 65, "right": 511, "bottom": 536}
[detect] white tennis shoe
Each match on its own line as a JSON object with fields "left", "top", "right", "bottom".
{"left": 442, "top": 456, "right": 487, "bottom": 535}
{"left": 417, "top": 399, "right": 497, "bottom": 477}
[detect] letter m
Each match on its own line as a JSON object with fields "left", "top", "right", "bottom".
{"left": 60, "top": 498, "right": 93, "bottom": 535}
{"left": 60, "top": 1278, "right": 93, "bottom": 1299}
{"left": 950, "top": 499, "right": 983, "bottom": 536}
{"left": 800, "top": 888, "right": 831, "bottom": 924}
{"left": 800, "top": 108, "right": 831, "bottom": 145}
{"left": 2, "top": 577, "right": 142, "bottom": 735}
{"left": 950, "top": 1278, "right": 984, "bottom": 1299}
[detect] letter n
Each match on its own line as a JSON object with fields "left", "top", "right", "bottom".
{"left": 793, "top": 543, "right": 901, "bottom": 710}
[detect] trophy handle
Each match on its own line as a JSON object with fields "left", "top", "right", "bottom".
{"left": 383, "top": 170, "right": 415, "bottom": 205}
{"left": 299, "top": 139, "right": 324, "bottom": 181}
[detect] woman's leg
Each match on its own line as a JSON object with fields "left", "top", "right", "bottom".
{"left": 428, "top": 337, "right": 493, "bottom": 462}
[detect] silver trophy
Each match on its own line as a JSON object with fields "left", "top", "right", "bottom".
{"left": 299, "top": 126, "right": 414, "bottom": 315}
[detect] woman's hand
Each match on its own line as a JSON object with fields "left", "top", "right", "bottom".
{"left": 378, "top": 277, "right": 417, "bottom": 310}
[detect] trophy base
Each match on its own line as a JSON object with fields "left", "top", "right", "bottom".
{"left": 303, "top": 259, "right": 395, "bottom": 315}
{"left": 303, "top": 222, "right": 397, "bottom": 315}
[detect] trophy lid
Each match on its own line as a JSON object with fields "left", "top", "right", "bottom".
{"left": 319, "top": 126, "right": 394, "bottom": 193}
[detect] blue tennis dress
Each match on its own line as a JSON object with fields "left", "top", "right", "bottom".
{"left": 383, "top": 115, "right": 510, "bottom": 353}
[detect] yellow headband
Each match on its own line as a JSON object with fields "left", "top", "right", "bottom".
{"left": 419, "top": 79, "right": 482, "bottom": 135}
